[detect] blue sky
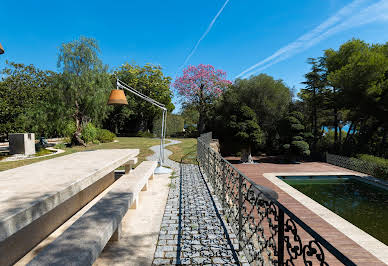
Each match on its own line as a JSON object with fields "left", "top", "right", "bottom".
{"left": 1, "top": 0, "right": 388, "bottom": 112}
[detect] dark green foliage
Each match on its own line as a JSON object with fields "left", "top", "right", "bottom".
{"left": 81, "top": 123, "right": 98, "bottom": 143}
{"left": 63, "top": 121, "right": 77, "bottom": 138}
{"left": 213, "top": 73, "right": 290, "bottom": 155}
{"left": 233, "top": 74, "right": 291, "bottom": 133}
{"left": 356, "top": 154, "right": 388, "bottom": 180}
{"left": 0, "top": 37, "right": 174, "bottom": 143}
{"left": 54, "top": 36, "right": 112, "bottom": 145}
{"left": 104, "top": 63, "right": 174, "bottom": 134}
{"left": 0, "top": 61, "right": 56, "bottom": 137}
{"left": 280, "top": 111, "right": 310, "bottom": 159}
{"left": 292, "top": 136, "right": 303, "bottom": 141}
{"left": 296, "top": 39, "right": 388, "bottom": 158}
{"left": 214, "top": 84, "right": 264, "bottom": 156}
{"left": 96, "top": 129, "right": 116, "bottom": 143}
{"left": 153, "top": 114, "right": 184, "bottom": 137}
{"left": 229, "top": 105, "right": 263, "bottom": 148}
{"left": 81, "top": 123, "right": 115, "bottom": 143}
{"left": 291, "top": 141, "right": 310, "bottom": 157}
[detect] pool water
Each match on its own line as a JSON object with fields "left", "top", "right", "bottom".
{"left": 278, "top": 175, "right": 388, "bottom": 245}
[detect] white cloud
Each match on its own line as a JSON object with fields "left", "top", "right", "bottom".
{"left": 235, "top": 0, "right": 388, "bottom": 79}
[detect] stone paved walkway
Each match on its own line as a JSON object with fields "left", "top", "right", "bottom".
{"left": 149, "top": 140, "right": 247, "bottom": 265}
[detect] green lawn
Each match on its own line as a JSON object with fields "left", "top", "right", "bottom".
{"left": 167, "top": 138, "right": 197, "bottom": 164}
{"left": 0, "top": 137, "right": 161, "bottom": 172}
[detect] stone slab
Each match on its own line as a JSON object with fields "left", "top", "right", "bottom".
{"left": 9, "top": 133, "right": 35, "bottom": 155}
{"left": 0, "top": 149, "right": 139, "bottom": 242}
{"left": 94, "top": 173, "right": 170, "bottom": 266}
{"left": 27, "top": 161, "right": 157, "bottom": 266}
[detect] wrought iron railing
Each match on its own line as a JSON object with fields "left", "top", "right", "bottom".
{"left": 197, "top": 133, "right": 356, "bottom": 266}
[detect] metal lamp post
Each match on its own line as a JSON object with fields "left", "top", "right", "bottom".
{"left": 108, "top": 78, "right": 172, "bottom": 174}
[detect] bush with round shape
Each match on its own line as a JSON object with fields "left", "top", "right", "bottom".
{"left": 97, "top": 129, "right": 116, "bottom": 143}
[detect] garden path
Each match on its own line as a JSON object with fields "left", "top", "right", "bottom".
{"left": 147, "top": 140, "right": 247, "bottom": 265}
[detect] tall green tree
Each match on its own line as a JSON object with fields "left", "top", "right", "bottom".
{"left": 324, "top": 39, "right": 388, "bottom": 155}
{"left": 279, "top": 111, "right": 310, "bottom": 160}
{"left": 214, "top": 88, "right": 263, "bottom": 161}
{"left": 0, "top": 61, "right": 55, "bottom": 137}
{"left": 300, "top": 58, "right": 326, "bottom": 151}
{"left": 106, "top": 63, "right": 174, "bottom": 134}
{"left": 232, "top": 74, "right": 291, "bottom": 151}
{"left": 54, "top": 36, "right": 112, "bottom": 145}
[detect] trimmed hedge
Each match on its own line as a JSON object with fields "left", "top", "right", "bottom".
{"left": 357, "top": 154, "right": 388, "bottom": 180}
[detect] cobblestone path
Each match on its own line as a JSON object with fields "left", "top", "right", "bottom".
{"left": 151, "top": 143, "right": 248, "bottom": 265}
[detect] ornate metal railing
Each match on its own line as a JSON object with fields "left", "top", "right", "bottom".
{"left": 197, "top": 133, "right": 356, "bottom": 266}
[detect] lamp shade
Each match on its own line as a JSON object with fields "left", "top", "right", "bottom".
{"left": 0, "top": 43, "right": 4, "bottom": 54}
{"left": 107, "top": 89, "right": 128, "bottom": 105}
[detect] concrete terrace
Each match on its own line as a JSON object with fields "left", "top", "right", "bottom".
{"left": 1, "top": 140, "right": 387, "bottom": 265}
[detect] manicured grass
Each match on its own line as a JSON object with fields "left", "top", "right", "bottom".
{"left": 167, "top": 138, "right": 197, "bottom": 164}
{"left": 34, "top": 148, "right": 55, "bottom": 157}
{"left": 0, "top": 137, "right": 161, "bottom": 172}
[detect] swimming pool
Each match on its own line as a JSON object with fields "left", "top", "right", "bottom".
{"left": 277, "top": 175, "right": 388, "bottom": 245}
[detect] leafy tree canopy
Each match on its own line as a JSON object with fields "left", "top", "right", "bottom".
{"left": 105, "top": 63, "right": 174, "bottom": 134}
{"left": 0, "top": 61, "right": 55, "bottom": 137}
{"left": 54, "top": 36, "right": 112, "bottom": 145}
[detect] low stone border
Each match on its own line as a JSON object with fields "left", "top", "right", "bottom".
{"left": 1, "top": 147, "right": 65, "bottom": 162}
{"left": 263, "top": 171, "right": 388, "bottom": 264}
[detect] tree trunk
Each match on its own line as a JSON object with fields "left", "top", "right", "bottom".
{"left": 198, "top": 111, "right": 206, "bottom": 134}
{"left": 333, "top": 87, "right": 338, "bottom": 148}
{"left": 241, "top": 145, "right": 253, "bottom": 163}
{"left": 71, "top": 111, "right": 86, "bottom": 147}
{"left": 380, "top": 126, "right": 387, "bottom": 157}
{"left": 344, "top": 121, "right": 354, "bottom": 147}
{"left": 197, "top": 84, "right": 206, "bottom": 134}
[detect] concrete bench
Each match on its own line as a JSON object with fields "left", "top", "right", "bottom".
{"left": 0, "top": 149, "right": 139, "bottom": 266}
{"left": 27, "top": 161, "right": 157, "bottom": 266}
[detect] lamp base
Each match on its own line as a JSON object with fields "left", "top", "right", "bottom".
{"left": 154, "top": 166, "right": 173, "bottom": 175}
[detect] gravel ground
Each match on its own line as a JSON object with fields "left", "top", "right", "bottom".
{"left": 148, "top": 140, "right": 248, "bottom": 265}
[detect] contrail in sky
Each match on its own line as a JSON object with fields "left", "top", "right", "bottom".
{"left": 235, "top": 0, "right": 388, "bottom": 79}
{"left": 179, "top": 0, "right": 230, "bottom": 70}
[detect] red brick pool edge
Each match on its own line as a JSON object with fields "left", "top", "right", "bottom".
{"left": 233, "top": 161, "right": 386, "bottom": 265}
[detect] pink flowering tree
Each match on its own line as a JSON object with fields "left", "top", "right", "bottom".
{"left": 174, "top": 64, "right": 232, "bottom": 133}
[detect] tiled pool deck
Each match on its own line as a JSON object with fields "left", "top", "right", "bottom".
{"left": 232, "top": 160, "right": 388, "bottom": 265}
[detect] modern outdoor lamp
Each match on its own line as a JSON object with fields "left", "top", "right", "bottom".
{"left": 0, "top": 43, "right": 4, "bottom": 54}
{"left": 108, "top": 78, "right": 172, "bottom": 174}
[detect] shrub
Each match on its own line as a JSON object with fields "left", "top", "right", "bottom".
{"left": 292, "top": 136, "right": 303, "bottom": 141}
{"left": 97, "top": 129, "right": 116, "bottom": 143}
{"left": 81, "top": 123, "right": 98, "bottom": 143}
{"left": 356, "top": 154, "right": 388, "bottom": 180}
{"left": 136, "top": 131, "right": 155, "bottom": 138}
{"left": 291, "top": 140, "right": 310, "bottom": 157}
{"left": 63, "top": 121, "right": 76, "bottom": 138}
{"left": 54, "top": 143, "right": 66, "bottom": 149}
